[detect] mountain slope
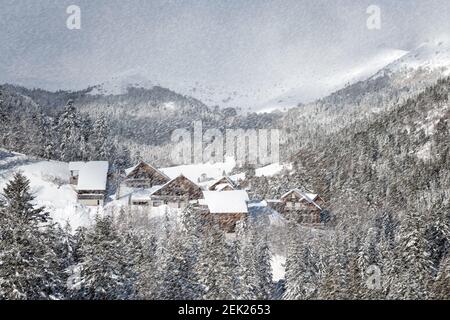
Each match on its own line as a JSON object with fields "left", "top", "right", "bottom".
{"left": 277, "top": 39, "right": 450, "bottom": 158}
{"left": 1, "top": 82, "right": 281, "bottom": 166}
{"left": 245, "top": 76, "right": 449, "bottom": 251}
{"left": 384, "top": 38, "right": 450, "bottom": 75}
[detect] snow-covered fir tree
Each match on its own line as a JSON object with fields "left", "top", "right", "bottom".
{"left": 197, "top": 226, "right": 238, "bottom": 300}
{"left": 284, "top": 227, "right": 320, "bottom": 300}
{"left": 58, "top": 100, "right": 82, "bottom": 162}
{"left": 0, "top": 172, "right": 65, "bottom": 299}
{"left": 75, "top": 216, "right": 137, "bottom": 299}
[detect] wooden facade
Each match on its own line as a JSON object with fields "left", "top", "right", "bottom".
{"left": 207, "top": 212, "right": 247, "bottom": 233}
{"left": 124, "top": 161, "right": 170, "bottom": 188}
{"left": 201, "top": 190, "right": 249, "bottom": 233}
{"left": 150, "top": 175, "right": 203, "bottom": 209}
{"left": 280, "top": 189, "right": 324, "bottom": 224}
{"left": 77, "top": 190, "right": 106, "bottom": 206}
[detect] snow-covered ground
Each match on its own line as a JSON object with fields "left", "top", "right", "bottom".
{"left": 271, "top": 254, "right": 286, "bottom": 282}
{"left": 160, "top": 157, "right": 289, "bottom": 185}
{"left": 255, "top": 162, "right": 292, "bottom": 177}
{"left": 160, "top": 157, "right": 238, "bottom": 182}
{"left": 0, "top": 151, "right": 97, "bottom": 230}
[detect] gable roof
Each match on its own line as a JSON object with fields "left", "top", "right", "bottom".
{"left": 130, "top": 185, "right": 164, "bottom": 201}
{"left": 202, "top": 190, "right": 249, "bottom": 214}
{"left": 151, "top": 174, "right": 202, "bottom": 197}
{"left": 124, "top": 161, "right": 169, "bottom": 180}
{"left": 69, "top": 161, "right": 109, "bottom": 191}
{"left": 209, "top": 176, "right": 238, "bottom": 190}
{"left": 281, "top": 188, "right": 322, "bottom": 210}
{"left": 215, "top": 183, "right": 235, "bottom": 191}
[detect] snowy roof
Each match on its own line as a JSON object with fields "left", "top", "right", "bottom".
{"left": 208, "top": 176, "right": 240, "bottom": 191}
{"left": 124, "top": 164, "right": 139, "bottom": 176}
{"left": 281, "top": 189, "right": 322, "bottom": 210}
{"left": 214, "top": 183, "right": 235, "bottom": 191}
{"left": 202, "top": 190, "right": 249, "bottom": 214}
{"left": 130, "top": 185, "right": 163, "bottom": 201}
{"left": 281, "top": 188, "right": 317, "bottom": 200}
{"left": 124, "top": 161, "right": 169, "bottom": 179}
{"left": 73, "top": 161, "right": 109, "bottom": 191}
{"left": 152, "top": 174, "right": 201, "bottom": 195}
{"left": 248, "top": 200, "right": 268, "bottom": 208}
{"left": 68, "top": 162, "right": 85, "bottom": 171}
{"left": 266, "top": 199, "right": 283, "bottom": 203}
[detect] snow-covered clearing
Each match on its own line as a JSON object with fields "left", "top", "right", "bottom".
{"left": 160, "top": 157, "right": 237, "bottom": 182}
{"left": 255, "top": 162, "right": 292, "bottom": 177}
{"left": 271, "top": 254, "right": 286, "bottom": 282}
{"left": 160, "top": 157, "right": 288, "bottom": 184}
{"left": 0, "top": 152, "right": 96, "bottom": 230}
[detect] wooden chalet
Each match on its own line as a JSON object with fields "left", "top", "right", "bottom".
{"left": 280, "top": 189, "right": 324, "bottom": 224}
{"left": 201, "top": 190, "right": 249, "bottom": 233}
{"left": 124, "top": 161, "right": 170, "bottom": 188}
{"left": 208, "top": 176, "right": 238, "bottom": 191}
{"left": 150, "top": 174, "right": 203, "bottom": 209}
{"left": 69, "top": 161, "right": 109, "bottom": 206}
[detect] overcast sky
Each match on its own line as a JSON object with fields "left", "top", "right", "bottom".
{"left": 1, "top": 0, "right": 449, "bottom": 104}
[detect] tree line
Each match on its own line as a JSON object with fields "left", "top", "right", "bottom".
{"left": 0, "top": 92, "right": 132, "bottom": 171}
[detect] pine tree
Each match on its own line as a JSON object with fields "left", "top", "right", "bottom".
{"left": 91, "top": 114, "right": 113, "bottom": 160}
{"left": 76, "top": 216, "right": 136, "bottom": 299}
{"left": 236, "top": 223, "right": 273, "bottom": 299}
{"left": 134, "top": 235, "right": 158, "bottom": 299}
{"left": 197, "top": 226, "right": 238, "bottom": 300}
{"left": 157, "top": 228, "right": 200, "bottom": 299}
{"left": 58, "top": 100, "right": 81, "bottom": 162}
{"left": 390, "top": 209, "right": 433, "bottom": 299}
{"left": 433, "top": 254, "right": 450, "bottom": 299}
{"left": 426, "top": 202, "right": 450, "bottom": 276}
{"left": 284, "top": 230, "right": 319, "bottom": 300}
{"left": 1, "top": 172, "right": 49, "bottom": 224}
{"left": 256, "top": 235, "right": 273, "bottom": 299}
{"left": 0, "top": 172, "right": 64, "bottom": 299}
{"left": 236, "top": 223, "right": 259, "bottom": 299}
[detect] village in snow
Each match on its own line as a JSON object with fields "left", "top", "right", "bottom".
{"left": 1, "top": 1, "right": 449, "bottom": 303}
{"left": 0, "top": 148, "right": 330, "bottom": 286}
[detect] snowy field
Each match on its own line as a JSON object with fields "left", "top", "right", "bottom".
{"left": 0, "top": 150, "right": 96, "bottom": 230}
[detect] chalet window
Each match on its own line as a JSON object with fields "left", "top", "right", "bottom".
{"left": 133, "top": 201, "right": 149, "bottom": 206}
{"left": 286, "top": 202, "right": 293, "bottom": 208}
{"left": 295, "top": 202, "right": 302, "bottom": 209}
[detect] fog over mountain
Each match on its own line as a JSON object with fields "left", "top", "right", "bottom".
{"left": 1, "top": 0, "right": 450, "bottom": 109}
